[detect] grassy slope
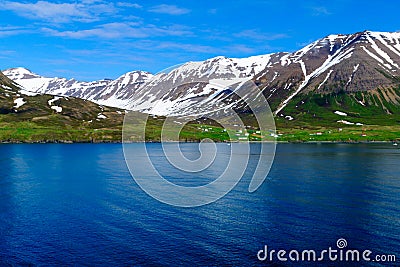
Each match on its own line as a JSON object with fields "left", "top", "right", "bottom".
{"left": 0, "top": 87, "right": 125, "bottom": 142}
{"left": 2, "top": 90, "right": 399, "bottom": 143}
{"left": 1, "top": 76, "right": 399, "bottom": 142}
{"left": 274, "top": 86, "right": 400, "bottom": 142}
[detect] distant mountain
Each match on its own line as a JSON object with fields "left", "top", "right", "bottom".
{"left": 0, "top": 70, "right": 125, "bottom": 142}
{"left": 4, "top": 67, "right": 153, "bottom": 109}
{"left": 123, "top": 55, "right": 273, "bottom": 115}
{"left": 4, "top": 55, "right": 272, "bottom": 115}
{"left": 4, "top": 30, "right": 400, "bottom": 125}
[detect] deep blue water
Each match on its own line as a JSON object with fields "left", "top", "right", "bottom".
{"left": 0, "top": 143, "right": 399, "bottom": 266}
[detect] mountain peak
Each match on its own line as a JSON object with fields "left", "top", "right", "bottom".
{"left": 6, "top": 67, "right": 34, "bottom": 74}
{"left": 3, "top": 67, "right": 41, "bottom": 80}
{"left": 4, "top": 30, "right": 400, "bottom": 116}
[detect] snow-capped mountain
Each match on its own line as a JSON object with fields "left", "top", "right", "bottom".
{"left": 254, "top": 30, "right": 400, "bottom": 114}
{"left": 4, "top": 30, "right": 400, "bottom": 116}
{"left": 124, "top": 54, "right": 276, "bottom": 115}
{"left": 0, "top": 69, "right": 125, "bottom": 141}
{"left": 4, "top": 54, "right": 272, "bottom": 115}
{"left": 4, "top": 67, "right": 153, "bottom": 108}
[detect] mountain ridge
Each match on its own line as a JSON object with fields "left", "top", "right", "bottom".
{"left": 4, "top": 30, "right": 400, "bottom": 119}
{"left": 0, "top": 68, "right": 126, "bottom": 142}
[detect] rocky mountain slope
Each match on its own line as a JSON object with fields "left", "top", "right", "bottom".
{"left": 255, "top": 31, "right": 400, "bottom": 115}
{"left": 4, "top": 31, "right": 400, "bottom": 126}
{"left": 4, "top": 55, "right": 272, "bottom": 115}
{"left": 4, "top": 67, "right": 153, "bottom": 109}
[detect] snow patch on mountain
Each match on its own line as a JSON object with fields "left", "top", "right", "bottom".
{"left": 334, "top": 111, "right": 348, "bottom": 116}
{"left": 48, "top": 96, "right": 61, "bottom": 106}
{"left": 51, "top": 106, "right": 62, "bottom": 113}
{"left": 275, "top": 45, "right": 355, "bottom": 114}
{"left": 318, "top": 69, "right": 334, "bottom": 89}
{"left": 4, "top": 31, "right": 400, "bottom": 116}
{"left": 14, "top": 97, "right": 26, "bottom": 109}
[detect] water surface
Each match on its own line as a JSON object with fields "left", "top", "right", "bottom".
{"left": 0, "top": 143, "right": 399, "bottom": 266}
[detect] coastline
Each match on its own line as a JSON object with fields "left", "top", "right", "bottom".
{"left": 1, "top": 140, "right": 398, "bottom": 144}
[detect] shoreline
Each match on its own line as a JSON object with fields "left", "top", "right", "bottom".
{"left": 0, "top": 140, "right": 398, "bottom": 144}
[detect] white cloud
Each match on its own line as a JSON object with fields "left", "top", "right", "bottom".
{"left": 0, "top": 26, "right": 32, "bottom": 37}
{"left": 154, "top": 42, "right": 218, "bottom": 53}
{"left": 79, "top": 0, "right": 104, "bottom": 4}
{"left": 42, "top": 23, "right": 192, "bottom": 39}
{"left": 148, "top": 4, "right": 190, "bottom": 15}
{"left": 228, "top": 44, "right": 257, "bottom": 54}
{"left": 117, "top": 40, "right": 265, "bottom": 56}
{"left": 311, "top": 6, "right": 331, "bottom": 16}
{"left": 117, "top": 2, "right": 142, "bottom": 9}
{"left": 234, "top": 30, "right": 289, "bottom": 41}
{"left": 43, "top": 23, "right": 146, "bottom": 39}
{"left": 147, "top": 24, "right": 193, "bottom": 37}
{"left": 0, "top": 50, "right": 16, "bottom": 56}
{"left": 0, "top": 1, "right": 116, "bottom": 23}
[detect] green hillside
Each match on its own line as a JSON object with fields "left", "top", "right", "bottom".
{"left": 1, "top": 70, "right": 400, "bottom": 143}
{"left": 274, "top": 86, "right": 400, "bottom": 142}
{"left": 0, "top": 76, "right": 126, "bottom": 142}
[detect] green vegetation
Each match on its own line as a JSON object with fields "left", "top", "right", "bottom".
{"left": 274, "top": 125, "right": 400, "bottom": 142}
{"left": 274, "top": 86, "right": 400, "bottom": 142}
{"left": 1, "top": 80, "right": 399, "bottom": 143}
{"left": 124, "top": 115, "right": 274, "bottom": 143}
{"left": 280, "top": 87, "right": 400, "bottom": 125}
{"left": 0, "top": 89, "right": 125, "bottom": 143}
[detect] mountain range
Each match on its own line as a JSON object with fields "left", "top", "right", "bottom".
{"left": 2, "top": 30, "right": 400, "bottom": 141}
{"left": 0, "top": 68, "right": 125, "bottom": 142}
{"left": 4, "top": 55, "right": 271, "bottom": 115}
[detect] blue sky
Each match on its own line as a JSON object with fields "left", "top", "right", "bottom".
{"left": 1, "top": 0, "right": 399, "bottom": 81}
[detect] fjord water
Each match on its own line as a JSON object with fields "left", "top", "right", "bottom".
{"left": 0, "top": 143, "right": 399, "bottom": 266}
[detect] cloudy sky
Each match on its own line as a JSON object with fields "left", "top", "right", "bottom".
{"left": 1, "top": 0, "right": 399, "bottom": 80}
